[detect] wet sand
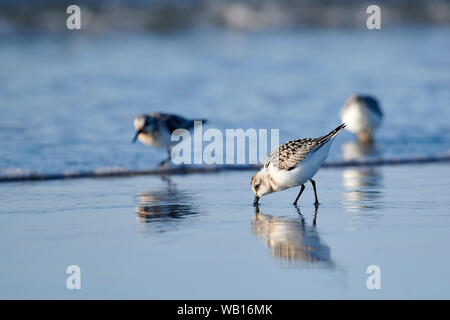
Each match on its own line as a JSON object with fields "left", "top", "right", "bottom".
{"left": 1, "top": 163, "right": 449, "bottom": 299}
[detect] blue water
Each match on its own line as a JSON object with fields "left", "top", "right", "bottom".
{"left": 1, "top": 26, "right": 450, "bottom": 299}
{"left": 1, "top": 164, "right": 450, "bottom": 299}
{"left": 1, "top": 27, "right": 450, "bottom": 176}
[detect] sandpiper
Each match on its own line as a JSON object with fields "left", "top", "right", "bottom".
{"left": 133, "top": 112, "right": 206, "bottom": 165}
{"left": 340, "top": 95, "right": 383, "bottom": 143}
{"left": 251, "top": 124, "right": 345, "bottom": 206}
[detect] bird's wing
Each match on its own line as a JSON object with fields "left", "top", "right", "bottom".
{"left": 363, "top": 96, "right": 383, "bottom": 117}
{"left": 151, "top": 113, "right": 194, "bottom": 134}
{"left": 265, "top": 138, "right": 322, "bottom": 171}
{"left": 265, "top": 124, "right": 346, "bottom": 171}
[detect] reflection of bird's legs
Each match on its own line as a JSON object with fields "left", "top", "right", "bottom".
{"left": 293, "top": 184, "right": 305, "bottom": 206}
{"left": 294, "top": 206, "right": 306, "bottom": 227}
{"left": 160, "top": 174, "right": 173, "bottom": 186}
{"left": 310, "top": 179, "right": 320, "bottom": 206}
{"left": 313, "top": 204, "right": 319, "bottom": 226}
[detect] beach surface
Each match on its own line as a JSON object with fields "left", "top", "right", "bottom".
{"left": 1, "top": 163, "right": 449, "bottom": 299}
{"left": 1, "top": 21, "right": 450, "bottom": 299}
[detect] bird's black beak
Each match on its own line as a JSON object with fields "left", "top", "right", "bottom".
{"left": 132, "top": 130, "right": 142, "bottom": 143}
{"left": 253, "top": 196, "right": 260, "bottom": 206}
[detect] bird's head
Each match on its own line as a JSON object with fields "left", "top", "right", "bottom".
{"left": 133, "top": 115, "right": 156, "bottom": 143}
{"left": 251, "top": 169, "right": 273, "bottom": 205}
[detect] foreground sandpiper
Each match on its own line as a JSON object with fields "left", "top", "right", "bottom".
{"left": 340, "top": 95, "right": 383, "bottom": 143}
{"left": 251, "top": 124, "right": 345, "bottom": 206}
{"left": 133, "top": 112, "right": 206, "bottom": 165}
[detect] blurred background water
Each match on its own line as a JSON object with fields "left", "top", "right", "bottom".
{"left": 1, "top": 0, "right": 450, "bottom": 177}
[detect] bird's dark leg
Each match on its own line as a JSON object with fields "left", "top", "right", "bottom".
{"left": 310, "top": 179, "right": 320, "bottom": 206}
{"left": 158, "top": 158, "right": 169, "bottom": 167}
{"left": 158, "top": 147, "right": 172, "bottom": 167}
{"left": 293, "top": 184, "right": 305, "bottom": 206}
{"left": 166, "top": 147, "right": 172, "bottom": 163}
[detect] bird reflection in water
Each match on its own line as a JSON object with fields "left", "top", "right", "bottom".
{"left": 341, "top": 140, "right": 380, "bottom": 162}
{"left": 342, "top": 168, "right": 383, "bottom": 212}
{"left": 341, "top": 140, "right": 383, "bottom": 213}
{"left": 135, "top": 177, "right": 201, "bottom": 233}
{"left": 252, "top": 206, "right": 334, "bottom": 268}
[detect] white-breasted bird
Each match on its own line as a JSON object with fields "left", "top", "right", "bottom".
{"left": 251, "top": 124, "right": 345, "bottom": 206}
{"left": 133, "top": 112, "right": 206, "bottom": 165}
{"left": 340, "top": 95, "right": 383, "bottom": 143}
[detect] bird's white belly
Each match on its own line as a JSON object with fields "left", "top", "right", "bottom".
{"left": 341, "top": 103, "right": 381, "bottom": 134}
{"left": 138, "top": 129, "right": 175, "bottom": 148}
{"left": 138, "top": 132, "right": 163, "bottom": 147}
{"left": 269, "top": 140, "right": 332, "bottom": 191}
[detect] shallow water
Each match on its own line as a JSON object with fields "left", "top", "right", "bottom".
{"left": 1, "top": 163, "right": 449, "bottom": 299}
{"left": 1, "top": 27, "right": 450, "bottom": 177}
{"left": 1, "top": 25, "right": 450, "bottom": 299}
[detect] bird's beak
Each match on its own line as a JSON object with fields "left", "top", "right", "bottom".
{"left": 132, "top": 130, "right": 142, "bottom": 143}
{"left": 253, "top": 196, "right": 260, "bottom": 206}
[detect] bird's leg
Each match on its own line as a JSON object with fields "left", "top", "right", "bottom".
{"left": 357, "top": 131, "right": 373, "bottom": 143}
{"left": 158, "top": 147, "right": 172, "bottom": 167}
{"left": 166, "top": 147, "right": 172, "bottom": 163}
{"left": 158, "top": 159, "right": 169, "bottom": 167}
{"left": 310, "top": 179, "right": 320, "bottom": 206}
{"left": 293, "top": 184, "right": 305, "bottom": 206}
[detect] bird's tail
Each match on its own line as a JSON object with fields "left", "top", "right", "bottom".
{"left": 318, "top": 123, "right": 346, "bottom": 144}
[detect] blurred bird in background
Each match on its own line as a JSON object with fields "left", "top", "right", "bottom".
{"left": 340, "top": 95, "right": 383, "bottom": 143}
{"left": 133, "top": 112, "right": 207, "bottom": 166}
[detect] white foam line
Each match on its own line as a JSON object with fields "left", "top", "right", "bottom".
{"left": 1, "top": 155, "right": 449, "bottom": 183}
